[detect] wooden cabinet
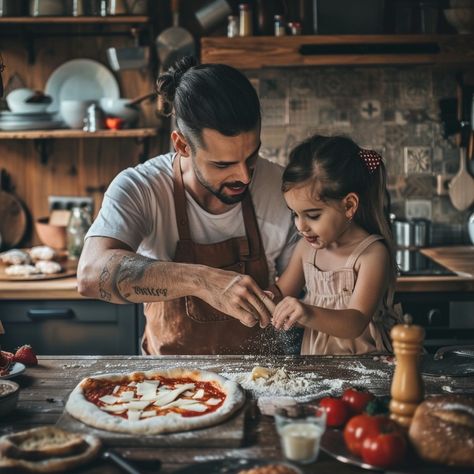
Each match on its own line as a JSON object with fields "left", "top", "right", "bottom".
{"left": 201, "top": 34, "right": 474, "bottom": 69}
{"left": 0, "top": 299, "right": 139, "bottom": 355}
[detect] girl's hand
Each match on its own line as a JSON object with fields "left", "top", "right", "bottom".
{"left": 272, "top": 296, "right": 312, "bottom": 330}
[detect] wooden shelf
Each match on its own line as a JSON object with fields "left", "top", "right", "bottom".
{"left": 0, "top": 16, "right": 149, "bottom": 24}
{"left": 201, "top": 35, "right": 474, "bottom": 69}
{"left": 0, "top": 128, "right": 158, "bottom": 140}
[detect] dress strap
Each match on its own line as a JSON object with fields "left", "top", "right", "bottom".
{"left": 345, "top": 235, "right": 383, "bottom": 269}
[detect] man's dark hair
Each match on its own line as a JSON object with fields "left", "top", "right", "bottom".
{"left": 156, "top": 56, "right": 261, "bottom": 151}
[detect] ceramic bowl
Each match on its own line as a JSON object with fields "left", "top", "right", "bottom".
{"left": 60, "top": 99, "right": 94, "bottom": 129}
{"left": 0, "top": 380, "right": 20, "bottom": 417}
{"left": 444, "top": 8, "right": 474, "bottom": 33}
{"left": 35, "top": 217, "right": 67, "bottom": 250}
{"left": 6, "top": 88, "right": 50, "bottom": 114}
{"left": 99, "top": 98, "right": 140, "bottom": 126}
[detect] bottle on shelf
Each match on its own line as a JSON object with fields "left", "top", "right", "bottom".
{"left": 238, "top": 3, "right": 253, "bottom": 36}
{"left": 274, "top": 14, "right": 286, "bottom": 36}
{"left": 67, "top": 206, "right": 92, "bottom": 260}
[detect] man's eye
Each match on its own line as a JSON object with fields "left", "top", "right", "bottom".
{"left": 214, "top": 163, "right": 230, "bottom": 169}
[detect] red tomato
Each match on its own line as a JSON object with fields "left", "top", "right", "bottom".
{"left": 342, "top": 387, "right": 375, "bottom": 415}
{"left": 105, "top": 117, "right": 124, "bottom": 130}
{"left": 343, "top": 414, "right": 398, "bottom": 457}
{"left": 319, "top": 397, "right": 350, "bottom": 427}
{"left": 361, "top": 432, "right": 406, "bottom": 468}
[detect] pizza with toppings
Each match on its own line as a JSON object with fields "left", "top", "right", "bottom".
{"left": 65, "top": 368, "right": 245, "bottom": 434}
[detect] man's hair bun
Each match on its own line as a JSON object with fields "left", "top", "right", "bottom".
{"left": 155, "top": 56, "right": 198, "bottom": 113}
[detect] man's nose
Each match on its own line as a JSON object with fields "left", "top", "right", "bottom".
{"left": 236, "top": 163, "right": 251, "bottom": 184}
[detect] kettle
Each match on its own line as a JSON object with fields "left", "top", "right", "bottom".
{"left": 468, "top": 211, "right": 474, "bottom": 245}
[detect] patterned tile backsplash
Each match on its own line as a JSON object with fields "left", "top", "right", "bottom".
{"left": 250, "top": 66, "right": 473, "bottom": 245}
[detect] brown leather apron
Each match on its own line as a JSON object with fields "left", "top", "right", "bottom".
{"left": 142, "top": 155, "right": 278, "bottom": 355}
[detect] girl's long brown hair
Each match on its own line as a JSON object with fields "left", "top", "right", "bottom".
{"left": 282, "top": 135, "right": 397, "bottom": 308}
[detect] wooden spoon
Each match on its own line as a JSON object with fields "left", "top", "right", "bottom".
{"left": 448, "top": 147, "right": 474, "bottom": 211}
{"left": 126, "top": 92, "right": 157, "bottom": 108}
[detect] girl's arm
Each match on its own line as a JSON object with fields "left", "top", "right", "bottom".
{"left": 273, "top": 241, "right": 390, "bottom": 338}
{"left": 270, "top": 239, "right": 306, "bottom": 301}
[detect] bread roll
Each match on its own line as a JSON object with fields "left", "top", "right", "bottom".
{"left": 408, "top": 395, "right": 474, "bottom": 467}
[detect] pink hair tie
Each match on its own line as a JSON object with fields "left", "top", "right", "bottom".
{"left": 359, "top": 149, "right": 382, "bottom": 173}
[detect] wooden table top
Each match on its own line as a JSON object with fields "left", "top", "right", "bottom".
{"left": 2, "top": 355, "right": 473, "bottom": 474}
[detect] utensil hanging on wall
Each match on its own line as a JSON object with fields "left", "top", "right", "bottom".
{"left": 155, "top": 0, "right": 195, "bottom": 72}
{"left": 106, "top": 28, "right": 149, "bottom": 71}
{"left": 449, "top": 145, "right": 474, "bottom": 211}
{"left": 0, "top": 169, "right": 27, "bottom": 249}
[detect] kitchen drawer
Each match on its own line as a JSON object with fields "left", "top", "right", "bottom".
{"left": 0, "top": 300, "right": 138, "bottom": 355}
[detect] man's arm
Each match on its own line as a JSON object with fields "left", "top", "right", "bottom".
{"left": 77, "top": 236, "right": 273, "bottom": 327}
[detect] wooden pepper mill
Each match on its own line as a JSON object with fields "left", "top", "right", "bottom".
{"left": 389, "top": 314, "right": 425, "bottom": 428}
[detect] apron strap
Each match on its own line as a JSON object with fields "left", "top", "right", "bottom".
{"left": 172, "top": 153, "right": 261, "bottom": 259}
{"left": 173, "top": 154, "right": 192, "bottom": 241}
{"left": 345, "top": 234, "right": 383, "bottom": 269}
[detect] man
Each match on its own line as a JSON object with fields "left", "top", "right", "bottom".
{"left": 78, "top": 57, "right": 299, "bottom": 355}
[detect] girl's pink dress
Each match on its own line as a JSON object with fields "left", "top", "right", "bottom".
{"left": 300, "top": 235, "right": 401, "bottom": 355}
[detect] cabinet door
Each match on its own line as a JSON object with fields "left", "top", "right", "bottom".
{"left": 0, "top": 300, "right": 137, "bottom": 355}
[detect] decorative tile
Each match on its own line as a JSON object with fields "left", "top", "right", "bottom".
{"left": 360, "top": 100, "right": 382, "bottom": 120}
{"left": 404, "top": 147, "right": 432, "bottom": 174}
{"left": 289, "top": 73, "right": 318, "bottom": 97}
{"left": 405, "top": 199, "right": 432, "bottom": 220}
{"left": 399, "top": 68, "right": 432, "bottom": 108}
{"left": 402, "top": 175, "right": 435, "bottom": 198}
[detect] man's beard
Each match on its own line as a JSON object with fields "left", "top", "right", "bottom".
{"left": 193, "top": 162, "right": 249, "bottom": 205}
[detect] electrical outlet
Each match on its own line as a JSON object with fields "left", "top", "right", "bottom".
{"left": 48, "top": 196, "right": 94, "bottom": 215}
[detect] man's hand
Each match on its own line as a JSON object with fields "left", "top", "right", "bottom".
{"left": 199, "top": 270, "right": 275, "bottom": 328}
{"left": 272, "top": 296, "right": 312, "bottom": 330}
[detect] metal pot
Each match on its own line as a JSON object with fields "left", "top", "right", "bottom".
{"left": 392, "top": 218, "right": 431, "bottom": 248}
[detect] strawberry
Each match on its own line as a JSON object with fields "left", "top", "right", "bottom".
{"left": 14, "top": 345, "right": 38, "bottom": 366}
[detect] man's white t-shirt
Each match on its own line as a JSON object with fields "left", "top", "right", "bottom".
{"left": 86, "top": 153, "right": 299, "bottom": 283}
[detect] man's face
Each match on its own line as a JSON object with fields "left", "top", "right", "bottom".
{"left": 191, "top": 127, "right": 261, "bottom": 205}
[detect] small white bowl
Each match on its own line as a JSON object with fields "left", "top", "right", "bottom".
{"left": 0, "top": 380, "right": 20, "bottom": 417}
{"left": 99, "top": 98, "right": 140, "bottom": 126}
{"left": 60, "top": 99, "right": 94, "bottom": 129}
{"left": 6, "top": 88, "right": 50, "bottom": 114}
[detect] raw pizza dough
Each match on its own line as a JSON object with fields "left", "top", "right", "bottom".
{"left": 65, "top": 368, "right": 245, "bottom": 435}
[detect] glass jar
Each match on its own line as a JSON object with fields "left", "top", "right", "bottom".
{"left": 288, "top": 21, "right": 302, "bottom": 35}
{"left": 67, "top": 206, "right": 91, "bottom": 259}
{"left": 227, "top": 14, "right": 239, "bottom": 37}
{"left": 274, "top": 14, "right": 286, "bottom": 36}
{"left": 238, "top": 3, "right": 253, "bottom": 36}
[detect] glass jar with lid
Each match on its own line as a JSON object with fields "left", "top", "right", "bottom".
{"left": 67, "top": 206, "right": 92, "bottom": 259}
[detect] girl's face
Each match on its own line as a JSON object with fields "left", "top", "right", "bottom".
{"left": 284, "top": 185, "right": 351, "bottom": 250}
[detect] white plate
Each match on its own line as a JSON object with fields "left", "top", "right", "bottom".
{"left": 0, "top": 362, "right": 26, "bottom": 380}
{"left": 0, "top": 120, "right": 64, "bottom": 131}
{"left": 45, "top": 59, "right": 120, "bottom": 112}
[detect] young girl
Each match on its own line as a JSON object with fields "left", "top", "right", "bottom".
{"left": 272, "top": 135, "right": 400, "bottom": 355}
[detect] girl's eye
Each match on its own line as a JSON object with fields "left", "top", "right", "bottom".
{"left": 308, "top": 214, "right": 320, "bottom": 220}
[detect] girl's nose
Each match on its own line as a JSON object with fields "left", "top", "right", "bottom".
{"left": 295, "top": 216, "right": 309, "bottom": 233}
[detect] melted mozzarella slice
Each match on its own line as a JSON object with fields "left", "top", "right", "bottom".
{"left": 127, "top": 410, "right": 141, "bottom": 422}
{"left": 160, "top": 398, "right": 200, "bottom": 410}
{"left": 99, "top": 395, "right": 120, "bottom": 405}
{"left": 126, "top": 400, "right": 151, "bottom": 411}
{"left": 182, "top": 403, "right": 208, "bottom": 412}
{"left": 101, "top": 405, "right": 127, "bottom": 413}
{"left": 119, "top": 391, "right": 136, "bottom": 402}
{"left": 206, "top": 398, "right": 221, "bottom": 406}
{"left": 136, "top": 381, "right": 159, "bottom": 400}
{"left": 140, "top": 410, "right": 158, "bottom": 419}
{"left": 153, "top": 383, "right": 195, "bottom": 407}
{"left": 192, "top": 389, "right": 205, "bottom": 399}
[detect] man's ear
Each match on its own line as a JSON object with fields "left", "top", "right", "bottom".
{"left": 171, "top": 130, "right": 190, "bottom": 157}
{"left": 344, "top": 193, "right": 359, "bottom": 220}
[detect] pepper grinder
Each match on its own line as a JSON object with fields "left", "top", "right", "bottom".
{"left": 389, "top": 314, "right": 424, "bottom": 428}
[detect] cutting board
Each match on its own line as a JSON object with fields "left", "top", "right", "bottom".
{"left": 0, "top": 190, "right": 27, "bottom": 248}
{"left": 420, "top": 246, "right": 474, "bottom": 277}
{"left": 56, "top": 405, "right": 246, "bottom": 448}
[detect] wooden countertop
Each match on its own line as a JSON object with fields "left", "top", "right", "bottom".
{"left": 0, "top": 246, "right": 473, "bottom": 299}
{"left": 3, "top": 355, "right": 473, "bottom": 473}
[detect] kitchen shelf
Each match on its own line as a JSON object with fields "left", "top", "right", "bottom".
{"left": 0, "top": 16, "right": 149, "bottom": 24}
{"left": 201, "top": 34, "right": 474, "bottom": 69}
{"left": 0, "top": 128, "right": 157, "bottom": 140}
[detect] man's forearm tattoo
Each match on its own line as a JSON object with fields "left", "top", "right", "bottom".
{"left": 133, "top": 286, "right": 168, "bottom": 297}
{"left": 98, "top": 255, "right": 113, "bottom": 302}
{"left": 115, "top": 254, "right": 158, "bottom": 301}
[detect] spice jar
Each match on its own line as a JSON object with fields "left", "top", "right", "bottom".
{"left": 288, "top": 21, "right": 302, "bottom": 35}
{"left": 227, "top": 14, "right": 239, "bottom": 37}
{"left": 274, "top": 14, "right": 286, "bottom": 36}
{"left": 67, "top": 206, "right": 92, "bottom": 259}
{"left": 238, "top": 3, "right": 253, "bottom": 36}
